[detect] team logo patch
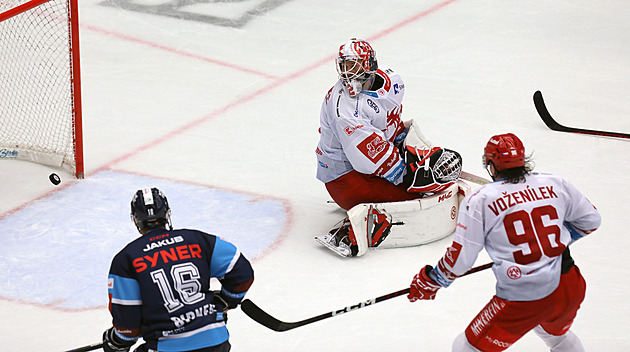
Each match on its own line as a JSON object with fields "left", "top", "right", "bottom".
{"left": 0, "top": 149, "right": 19, "bottom": 159}
{"left": 507, "top": 266, "right": 522, "bottom": 279}
{"left": 343, "top": 124, "right": 364, "bottom": 136}
{"left": 357, "top": 133, "right": 389, "bottom": 163}
{"left": 366, "top": 99, "right": 380, "bottom": 113}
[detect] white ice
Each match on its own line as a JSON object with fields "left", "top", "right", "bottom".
{"left": 1, "top": 0, "right": 629, "bottom": 351}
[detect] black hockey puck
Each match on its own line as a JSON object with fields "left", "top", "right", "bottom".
{"left": 49, "top": 173, "right": 61, "bottom": 185}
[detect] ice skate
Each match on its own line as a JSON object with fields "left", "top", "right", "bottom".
{"left": 315, "top": 218, "right": 358, "bottom": 257}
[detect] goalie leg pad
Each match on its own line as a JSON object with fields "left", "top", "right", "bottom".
{"left": 368, "top": 207, "right": 393, "bottom": 247}
{"left": 346, "top": 204, "right": 378, "bottom": 257}
{"left": 315, "top": 205, "right": 394, "bottom": 257}
{"left": 346, "top": 204, "right": 393, "bottom": 249}
{"left": 349, "top": 182, "right": 468, "bottom": 250}
{"left": 316, "top": 182, "right": 470, "bottom": 257}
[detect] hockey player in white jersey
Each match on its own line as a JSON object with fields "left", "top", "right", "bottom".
{"left": 315, "top": 38, "right": 464, "bottom": 257}
{"left": 407, "top": 133, "right": 601, "bottom": 352}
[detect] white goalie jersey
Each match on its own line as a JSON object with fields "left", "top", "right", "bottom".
{"left": 316, "top": 67, "right": 406, "bottom": 184}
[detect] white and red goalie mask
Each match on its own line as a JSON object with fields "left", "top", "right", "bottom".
{"left": 336, "top": 38, "right": 378, "bottom": 97}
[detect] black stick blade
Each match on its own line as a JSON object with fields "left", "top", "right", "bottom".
{"left": 534, "top": 90, "right": 630, "bottom": 139}
{"left": 241, "top": 299, "right": 297, "bottom": 332}
{"left": 533, "top": 90, "right": 566, "bottom": 131}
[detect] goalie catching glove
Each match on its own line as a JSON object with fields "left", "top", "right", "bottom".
{"left": 403, "top": 146, "right": 462, "bottom": 193}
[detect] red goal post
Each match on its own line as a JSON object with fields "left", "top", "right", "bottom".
{"left": 0, "top": 0, "right": 84, "bottom": 178}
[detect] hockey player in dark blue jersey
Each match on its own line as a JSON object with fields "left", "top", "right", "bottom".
{"left": 103, "top": 188, "right": 254, "bottom": 352}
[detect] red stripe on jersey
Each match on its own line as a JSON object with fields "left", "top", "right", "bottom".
{"left": 444, "top": 241, "right": 463, "bottom": 267}
{"left": 377, "top": 69, "right": 391, "bottom": 92}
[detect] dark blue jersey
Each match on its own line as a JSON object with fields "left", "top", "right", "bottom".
{"left": 108, "top": 228, "right": 254, "bottom": 351}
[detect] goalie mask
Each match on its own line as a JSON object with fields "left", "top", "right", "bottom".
{"left": 482, "top": 133, "right": 525, "bottom": 172}
{"left": 336, "top": 38, "right": 378, "bottom": 97}
{"left": 131, "top": 187, "right": 172, "bottom": 233}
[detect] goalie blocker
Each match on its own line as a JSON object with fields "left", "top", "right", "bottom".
{"left": 315, "top": 181, "right": 470, "bottom": 257}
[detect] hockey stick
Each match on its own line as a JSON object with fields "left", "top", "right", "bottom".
{"left": 64, "top": 342, "right": 103, "bottom": 352}
{"left": 534, "top": 90, "right": 630, "bottom": 139}
{"left": 241, "top": 262, "right": 493, "bottom": 332}
{"left": 459, "top": 171, "right": 491, "bottom": 185}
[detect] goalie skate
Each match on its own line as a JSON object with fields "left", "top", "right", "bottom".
{"left": 315, "top": 218, "right": 357, "bottom": 257}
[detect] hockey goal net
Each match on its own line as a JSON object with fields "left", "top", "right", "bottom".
{"left": 0, "top": 0, "right": 84, "bottom": 178}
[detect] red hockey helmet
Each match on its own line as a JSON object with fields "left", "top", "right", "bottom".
{"left": 482, "top": 133, "right": 525, "bottom": 171}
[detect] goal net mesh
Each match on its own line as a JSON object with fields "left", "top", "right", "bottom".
{"left": 0, "top": 0, "right": 82, "bottom": 177}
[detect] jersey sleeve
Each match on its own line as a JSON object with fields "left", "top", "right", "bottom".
{"left": 108, "top": 252, "right": 143, "bottom": 338}
{"left": 332, "top": 100, "right": 404, "bottom": 183}
{"left": 431, "top": 192, "right": 486, "bottom": 287}
{"left": 209, "top": 237, "right": 254, "bottom": 305}
{"left": 562, "top": 178, "right": 601, "bottom": 240}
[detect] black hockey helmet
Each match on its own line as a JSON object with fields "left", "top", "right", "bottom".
{"left": 130, "top": 187, "right": 172, "bottom": 233}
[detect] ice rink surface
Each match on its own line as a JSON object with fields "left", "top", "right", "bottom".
{"left": 1, "top": 0, "right": 629, "bottom": 350}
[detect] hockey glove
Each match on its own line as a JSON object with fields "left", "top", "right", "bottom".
{"left": 214, "top": 289, "right": 243, "bottom": 310}
{"left": 408, "top": 265, "right": 442, "bottom": 302}
{"left": 211, "top": 291, "right": 234, "bottom": 323}
{"left": 403, "top": 146, "right": 462, "bottom": 193}
{"left": 102, "top": 327, "right": 137, "bottom": 352}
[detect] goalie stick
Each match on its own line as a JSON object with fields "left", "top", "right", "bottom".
{"left": 534, "top": 90, "right": 630, "bottom": 139}
{"left": 324, "top": 171, "right": 490, "bottom": 205}
{"left": 460, "top": 171, "right": 491, "bottom": 185}
{"left": 241, "top": 262, "right": 493, "bottom": 332}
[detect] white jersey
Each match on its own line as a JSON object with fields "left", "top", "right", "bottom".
{"left": 434, "top": 173, "right": 601, "bottom": 301}
{"left": 316, "top": 68, "right": 406, "bottom": 184}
